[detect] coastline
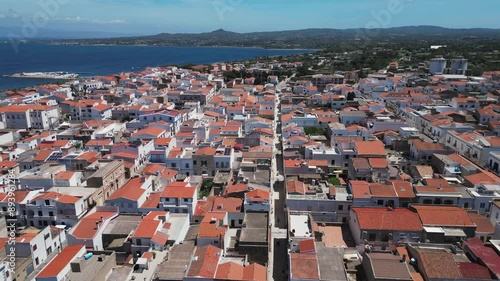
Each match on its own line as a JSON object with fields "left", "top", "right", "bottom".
{"left": 41, "top": 41, "right": 320, "bottom": 52}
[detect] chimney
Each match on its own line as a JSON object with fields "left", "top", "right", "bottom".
{"left": 95, "top": 221, "right": 99, "bottom": 229}
{"left": 100, "top": 216, "right": 103, "bottom": 223}
{"left": 400, "top": 254, "right": 407, "bottom": 263}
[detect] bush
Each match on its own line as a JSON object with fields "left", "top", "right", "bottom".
{"left": 304, "top": 127, "right": 325, "bottom": 136}
{"left": 328, "top": 177, "right": 341, "bottom": 185}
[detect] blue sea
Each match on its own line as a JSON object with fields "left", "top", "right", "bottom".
{"left": 0, "top": 43, "right": 313, "bottom": 90}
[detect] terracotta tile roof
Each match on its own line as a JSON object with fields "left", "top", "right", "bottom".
{"left": 287, "top": 180, "right": 307, "bottom": 195}
{"left": 465, "top": 171, "right": 500, "bottom": 185}
{"left": 207, "top": 196, "right": 243, "bottom": 213}
{"left": 216, "top": 262, "right": 267, "bottom": 281}
{"left": 107, "top": 177, "right": 148, "bottom": 201}
{"left": 151, "top": 231, "right": 169, "bottom": 245}
{"left": 290, "top": 253, "right": 320, "bottom": 280}
{"left": 33, "top": 192, "right": 80, "bottom": 204}
{"left": 36, "top": 245, "right": 85, "bottom": 278}
{"left": 416, "top": 250, "right": 462, "bottom": 279}
{"left": 140, "top": 192, "right": 161, "bottom": 209}
{"left": 410, "top": 205, "right": 475, "bottom": 227}
{"left": 155, "top": 137, "right": 173, "bottom": 146}
{"left": 199, "top": 212, "right": 228, "bottom": 238}
{"left": 467, "top": 211, "right": 494, "bottom": 233}
{"left": 186, "top": 245, "right": 222, "bottom": 278}
{"left": 368, "top": 158, "right": 388, "bottom": 169}
{"left": 352, "top": 207, "right": 423, "bottom": 231}
{"left": 33, "top": 149, "right": 54, "bottom": 161}
{"left": 354, "top": 140, "right": 386, "bottom": 156}
{"left": 457, "top": 262, "right": 492, "bottom": 280}
{"left": 224, "top": 183, "right": 249, "bottom": 196}
{"left": 410, "top": 139, "right": 448, "bottom": 151}
{"left": 464, "top": 238, "right": 500, "bottom": 277}
{"left": 133, "top": 219, "right": 161, "bottom": 239}
{"left": 194, "top": 200, "right": 208, "bottom": 217}
{"left": 71, "top": 211, "right": 117, "bottom": 239}
{"left": 0, "top": 190, "right": 30, "bottom": 203}
{"left": 143, "top": 164, "right": 165, "bottom": 175}
{"left": 299, "top": 239, "right": 316, "bottom": 254}
{"left": 160, "top": 168, "right": 178, "bottom": 180}
{"left": 85, "top": 139, "right": 112, "bottom": 146}
{"left": 194, "top": 147, "right": 217, "bottom": 156}
{"left": 390, "top": 180, "right": 415, "bottom": 198}
{"left": 246, "top": 189, "right": 270, "bottom": 202}
{"left": 134, "top": 127, "right": 165, "bottom": 138}
{"left": 369, "top": 183, "right": 397, "bottom": 198}
{"left": 161, "top": 182, "right": 195, "bottom": 199}
{"left": 349, "top": 180, "right": 371, "bottom": 199}
{"left": 54, "top": 171, "right": 75, "bottom": 180}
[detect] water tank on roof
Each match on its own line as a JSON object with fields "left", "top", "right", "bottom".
{"left": 84, "top": 253, "right": 93, "bottom": 260}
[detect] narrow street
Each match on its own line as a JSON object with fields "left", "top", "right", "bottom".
{"left": 268, "top": 76, "right": 289, "bottom": 281}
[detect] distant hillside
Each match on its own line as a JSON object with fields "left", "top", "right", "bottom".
{"left": 47, "top": 26, "right": 500, "bottom": 49}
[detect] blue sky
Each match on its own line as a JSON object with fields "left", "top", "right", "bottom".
{"left": 0, "top": 0, "right": 499, "bottom": 36}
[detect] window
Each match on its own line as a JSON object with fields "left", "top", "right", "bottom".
{"left": 377, "top": 200, "right": 384, "bottom": 206}
{"left": 480, "top": 203, "right": 486, "bottom": 208}
{"left": 45, "top": 200, "right": 50, "bottom": 206}
{"left": 33, "top": 244, "right": 38, "bottom": 251}
{"left": 48, "top": 211, "right": 53, "bottom": 216}
{"left": 38, "top": 211, "right": 42, "bottom": 216}
{"left": 171, "top": 163, "right": 176, "bottom": 168}
{"left": 338, "top": 205, "right": 343, "bottom": 211}
{"left": 368, "top": 233, "right": 376, "bottom": 241}
{"left": 35, "top": 257, "right": 39, "bottom": 266}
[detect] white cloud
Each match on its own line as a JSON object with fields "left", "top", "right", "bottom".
{"left": 57, "top": 16, "right": 126, "bottom": 24}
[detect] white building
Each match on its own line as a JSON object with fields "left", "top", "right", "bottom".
{"left": 0, "top": 105, "right": 60, "bottom": 130}
{"left": 66, "top": 206, "right": 119, "bottom": 251}
{"left": 26, "top": 191, "right": 87, "bottom": 227}
{"left": 14, "top": 226, "right": 66, "bottom": 270}
{"left": 244, "top": 189, "right": 270, "bottom": 212}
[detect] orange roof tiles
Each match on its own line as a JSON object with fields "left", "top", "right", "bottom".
{"left": 207, "top": 196, "right": 243, "bottom": 213}
{"left": 132, "top": 219, "right": 161, "bottom": 239}
{"left": 33, "top": 192, "right": 80, "bottom": 204}
{"left": 195, "top": 147, "right": 217, "bottom": 156}
{"left": 287, "top": 180, "right": 307, "bottom": 195}
{"left": 349, "top": 180, "right": 371, "bottom": 199}
{"left": 352, "top": 207, "right": 423, "bottom": 231}
{"left": 369, "top": 183, "right": 397, "bottom": 198}
{"left": 411, "top": 205, "right": 475, "bottom": 227}
{"left": 161, "top": 182, "right": 195, "bottom": 199}
{"left": 368, "top": 158, "right": 388, "bottom": 169}
{"left": 187, "top": 245, "right": 221, "bottom": 278}
{"left": 140, "top": 192, "right": 161, "bottom": 209}
{"left": 107, "top": 177, "right": 148, "bottom": 201}
{"left": 354, "top": 140, "right": 386, "bottom": 156}
{"left": 216, "top": 262, "right": 267, "bottom": 281}
{"left": 54, "top": 171, "right": 75, "bottom": 181}
{"left": 36, "top": 245, "right": 85, "bottom": 278}
{"left": 246, "top": 189, "right": 270, "bottom": 202}
{"left": 290, "top": 253, "right": 320, "bottom": 280}
{"left": 71, "top": 211, "right": 117, "bottom": 239}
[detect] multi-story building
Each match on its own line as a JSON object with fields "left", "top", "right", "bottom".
{"left": 26, "top": 191, "right": 87, "bottom": 227}
{"left": 0, "top": 105, "right": 60, "bottom": 130}
{"left": 66, "top": 206, "right": 119, "bottom": 250}
{"left": 85, "top": 160, "right": 127, "bottom": 205}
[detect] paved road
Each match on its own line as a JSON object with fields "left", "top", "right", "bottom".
{"left": 267, "top": 76, "right": 289, "bottom": 281}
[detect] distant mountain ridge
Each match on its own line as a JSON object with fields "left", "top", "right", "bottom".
{"left": 47, "top": 26, "right": 500, "bottom": 49}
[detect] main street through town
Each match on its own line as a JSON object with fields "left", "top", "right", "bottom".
{"left": 267, "top": 76, "right": 292, "bottom": 281}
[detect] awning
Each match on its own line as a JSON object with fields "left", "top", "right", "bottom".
{"left": 423, "top": 226, "right": 444, "bottom": 234}
{"left": 443, "top": 228, "right": 467, "bottom": 237}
